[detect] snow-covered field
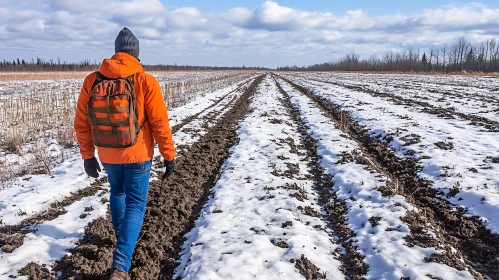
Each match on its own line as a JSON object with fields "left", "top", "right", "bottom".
{"left": 288, "top": 72, "right": 499, "bottom": 123}
{"left": 278, "top": 77, "right": 474, "bottom": 280}
{"left": 0, "top": 71, "right": 254, "bottom": 183}
{"left": 1, "top": 72, "right": 497, "bottom": 280}
{"left": 282, "top": 72, "right": 499, "bottom": 234}
{"left": 0, "top": 73, "right": 258, "bottom": 279}
{"left": 175, "top": 76, "right": 345, "bottom": 280}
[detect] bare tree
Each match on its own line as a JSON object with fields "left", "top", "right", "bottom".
{"left": 429, "top": 46, "right": 435, "bottom": 71}
{"left": 277, "top": 36, "right": 499, "bottom": 73}
{"left": 441, "top": 44, "right": 448, "bottom": 72}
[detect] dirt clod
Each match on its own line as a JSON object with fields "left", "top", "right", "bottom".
{"left": 275, "top": 240, "right": 289, "bottom": 248}
{"left": 281, "top": 221, "right": 293, "bottom": 228}
{"left": 0, "top": 232, "right": 24, "bottom": 253}
{"left": 18, "top": 262, "right": 53, "bottom": 280}
{"left": 368, "top": 216, "right": 382, "bottom": 228}
{"left": 295, "top": 254, "right": 326, "bottom": 280}
{"left": 435, "top": 141, "right": 454, "bottom": 150}
{"left": 302, "top": 206, "right": 321, "bottom": 218}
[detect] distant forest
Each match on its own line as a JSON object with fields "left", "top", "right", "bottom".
{"left": 0, "top": 58, "right": 266, "bottom": 72}
{"left": 278, "top": 37, "right": 499, "bottom": 73}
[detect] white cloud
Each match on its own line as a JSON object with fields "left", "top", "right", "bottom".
{"left": 0, "top": 1, "right": 498, "bottom": 67}
{"left": 48, "top": 0, "right": 111, "bottom": 13}
{"left": 222, "top": 7, "right": 252, "bottom": 25}
{"left": 111, "top": 0, "right": 166, "bottom": 26}
{"left": 321, "top": 31, "right": 343, "bottom": 42}
{"left": 240, "top": 1, "right": 333, "bottom": 31}
{"left": 234, "top": 1, "right": 499, "bottom": 33}
{"left": 417, "top": 3, "right": 499, "bottom": 30}
{"left": 167, "top": 7, "right": 207, "bottom": 30}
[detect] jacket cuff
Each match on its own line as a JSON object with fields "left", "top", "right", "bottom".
{"left": 81, "top": 152, "right": 95, "bottom": 160}
{"left": 162, "top": 153, "right": 175, "bottom": 161}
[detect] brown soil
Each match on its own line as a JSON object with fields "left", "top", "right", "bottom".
{"left": 0, "top": 232, "right": 24, "bottom": 253}
{"left": 280, "top": 76, "right": 499, "bottom": 279}
{"left": 368, "top": 217, "right": 382, "bottom": 228}
{"left": 0, "top": 177, "right": 108, "bottom": 254}
{"left": 172, "top": 84, "right": 247, "bottom": 154}
{"left": 18, "top": 262, "right": 54, "bottom": 279}
{"left": 302, "top": 206, "right": 321, "bottom": 218}
{"left": 170, "top": 77, "right": 254, "bottom": 134}
{"left": 274, "top": 77, "right": 368, "bottom": 279}
{"left": 295, "top": 254, "right": 326, "bottom": 280}
{"left": 167, "top": 79, "right": 252, "bottom": 154}
{"left": 9, "top": 92, "right": 240, "bottom": 263}
{"left": 51, "top": 75, "right": 264, "bottom": 279}
{"left": 5, "top": 78, "right": 255, "bottom": 273}
{"left": 310, "top": 78, "right": 499, "bottom": 132}
{"left": 274, "top": 240, "right": 289, "bottom": 248}
{"left": 435, "top": 141, "right": 455, "bottom": 150}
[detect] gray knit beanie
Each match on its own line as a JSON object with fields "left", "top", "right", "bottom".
{"left": 115, "top": 27, "right": 139, "bottom": 59}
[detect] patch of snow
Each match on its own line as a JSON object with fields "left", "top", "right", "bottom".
{"left": 284, "top": 74, "right": 499, "bottom": 234}
{"left": 279, "top": 78, "right": 474, "bottom": 280}
{"left": 175, "top": 76, "right": 344, "bottom": 280}
{"left": 0, "top": 187, "right": 109, "bottom": 278}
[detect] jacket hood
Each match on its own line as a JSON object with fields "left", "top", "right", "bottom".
{"left": 99, "top": 52, "right": 144, "bottom": 79}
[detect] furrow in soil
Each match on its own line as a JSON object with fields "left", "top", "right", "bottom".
{"left": 0, "top": 78, "right": 255, "bottom": 267}
{"left": 170, "top": 77, "right": 256, "bottom": 134}
{"left": 278, "top": 75, "right": 499, "bottom": 280}
{"left": 272, "top": 76, "right": 368, "bottom": 280}
{"left": 173, "top": 75, "right": 344, "bottom": 280}
{"left": 52, "top": 75, "right": 265, "bottom": 280}
{"left": 303, "top": 76, "right": 499, "bottom": 132}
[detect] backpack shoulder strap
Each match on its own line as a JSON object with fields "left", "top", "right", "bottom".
{"left": 123, "top": 73, "right": 148, "bottom": 134}
{"left": 125, "top": 73, "right": 136, "bottom": 81}
{"left": 90, "top": 71, "right": 106, "bottom": 89}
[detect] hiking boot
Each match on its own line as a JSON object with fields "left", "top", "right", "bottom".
{"left": 109, "top": 269, "right": 130, "bottom": 280}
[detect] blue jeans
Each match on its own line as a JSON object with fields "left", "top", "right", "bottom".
{"left": 101, "top": 160, "right": 152, "bottom": 273}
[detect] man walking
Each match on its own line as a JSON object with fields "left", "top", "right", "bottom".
{"left": 74, "top": 27, "right": 176, "bottom": 280}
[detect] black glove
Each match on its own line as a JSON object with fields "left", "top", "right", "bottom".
{"left": 84, "top": 157, "right": 101, "bottom": 178}
{"left": 162, "top": 160, "right": 174, "bottom": 180}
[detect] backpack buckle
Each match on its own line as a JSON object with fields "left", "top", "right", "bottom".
{"left": 112, "top": 126, "right": 118, "bottom": 135}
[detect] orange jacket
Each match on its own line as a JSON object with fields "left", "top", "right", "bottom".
{"left": 74, "top": 52, "right": 176, "bottom": 164}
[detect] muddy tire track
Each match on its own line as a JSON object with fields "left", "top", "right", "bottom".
{"left": 273, "top": 76, "right": 368, "bottom": 280}
{"left": 1, "top": 78, "right": 255, "bottom": 260}
{"left": 52, "top": 75, "right": 264, "bottom": 280}
{"left": 303, "top": 76, "right": 499, "bottom": 132}
{"left": 174, "top": 89, "right": 243, "bottom": 153}
{"left": 279, "top": 76, "right": 499, "bottom": 279}
{"left": 170, "top": 77, "right": 255, "bottom": 134}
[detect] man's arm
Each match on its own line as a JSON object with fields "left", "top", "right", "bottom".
{"left": 143, "top": 75, "right": 176, "bottom": 161}
{"left": 74, "top": 73, "right": 96, "bottom": 160}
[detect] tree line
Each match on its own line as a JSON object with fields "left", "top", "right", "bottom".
{"left": 0, "top": 58, "right": 266, "bottom": 72}
{"left": 278, "top": 37, "right": 499, "bottom": 73}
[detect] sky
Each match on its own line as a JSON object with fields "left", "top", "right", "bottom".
{"left": 1, "top": 0, "right": 499, "bottom": 68}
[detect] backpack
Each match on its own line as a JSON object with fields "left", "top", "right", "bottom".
{"left": 87, "top": 72, "right": 146, "bottom": 148}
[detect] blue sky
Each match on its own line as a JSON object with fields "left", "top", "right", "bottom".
{"left": 1, "top": 0, "right": 498, "bottom": 67}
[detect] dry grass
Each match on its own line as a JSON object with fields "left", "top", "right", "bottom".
{"left": 0, "top": 70, "right": 258, "bottom": 81}
{"left": 0, "top": 160, "right": 17, "bottom": 186}
{"left": 0, "top": 71, "right": 258, "bottom": 180}
{"left": 161, "top": 72, "right": 255, "bottom": 108}
{"left": 1, "top": 89, "right": 77, "bottom": 149}
{"left": 0, "top": 72, "right": 90, "bottom": 81}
